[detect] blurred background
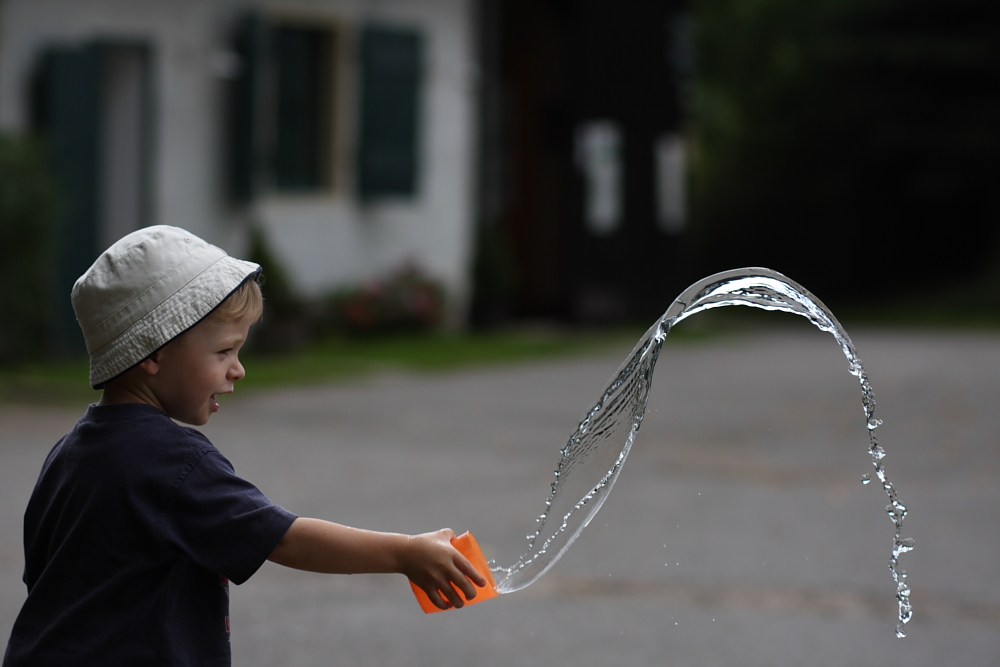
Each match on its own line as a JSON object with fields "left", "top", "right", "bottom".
{"left": 1, "top": 0, "right": 998, "bottom": 365}
{"left": 2, "top": 3, "right": 1000, "bottom": 665}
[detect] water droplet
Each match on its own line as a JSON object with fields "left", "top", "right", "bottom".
{"left": 861, "top": 473, "right": 871, "bottom": 484}
{"left": 893, "top": 538, "right": 915, "bottom": 558}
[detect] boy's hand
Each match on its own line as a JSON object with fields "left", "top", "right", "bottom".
{"left": 400, "top": 529, "right": 489, "bottom": 610}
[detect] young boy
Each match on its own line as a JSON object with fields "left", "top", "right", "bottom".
{"left": 3, "top": 226, "right": 485, "bottom": 666}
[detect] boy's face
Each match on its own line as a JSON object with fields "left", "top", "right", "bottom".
{"left": 146, "top": 315, "right": 252, "bottom": 426}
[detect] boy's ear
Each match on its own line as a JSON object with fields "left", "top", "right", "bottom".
{"left": 137, "top": 352, "right": 161, "bottom": 376}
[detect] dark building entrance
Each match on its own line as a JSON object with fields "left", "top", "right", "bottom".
{"left": 472, "top": 0, "right": 693, "bottom": 325}
{"left": 33, "top": 41, "right": 154, "bottom": 354}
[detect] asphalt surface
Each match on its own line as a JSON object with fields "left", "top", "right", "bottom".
{"left": 2, "top": 325, "right": 999, "bottom": 666}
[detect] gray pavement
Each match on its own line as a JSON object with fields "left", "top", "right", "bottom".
{"left": 2, "top": 325, "right": 999, "bottom": 666}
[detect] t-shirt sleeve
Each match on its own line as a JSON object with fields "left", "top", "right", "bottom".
{"left": 163, "top": 450, "right": 298, "bottom": 585}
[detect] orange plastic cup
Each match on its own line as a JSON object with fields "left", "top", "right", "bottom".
{"left": 410, "top": 531, "right": 499, "bottom": 613}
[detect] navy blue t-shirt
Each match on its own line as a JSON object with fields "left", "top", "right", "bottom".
{"left": 3, "top": 403, "right": 298, "bottom": 666}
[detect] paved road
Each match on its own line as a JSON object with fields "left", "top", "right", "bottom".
{"left": 2, "top": 326, "right": 999, "bottom": 666}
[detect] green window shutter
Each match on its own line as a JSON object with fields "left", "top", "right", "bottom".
{"left": 34, "top": 45, "right": 102, "bottom": 354}
{"left": 273, "top": 26, "right": 333, "bottom": 190}
{"left": 357, "top": 26, "right": 422, "bottom": 199}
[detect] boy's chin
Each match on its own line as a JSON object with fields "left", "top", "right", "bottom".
{"left": 170, "top": 411, "right": 211, "bottom": 427}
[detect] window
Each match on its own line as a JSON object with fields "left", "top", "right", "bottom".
{"left": 229, "top": 16, "right": 424, "bottom": 202}
{"left": 230, "top": 13, "right": 337, "bottom": 198}
{"left": 272, "top": 25, "right": 334, "bottom": 190}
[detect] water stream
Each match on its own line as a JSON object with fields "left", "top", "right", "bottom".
{"left": 491, "top": 267, "right": 913, "bottom": 637}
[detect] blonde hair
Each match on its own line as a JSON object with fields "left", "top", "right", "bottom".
{"left": 211, "top": 276, "right": 264, "bottom": 324}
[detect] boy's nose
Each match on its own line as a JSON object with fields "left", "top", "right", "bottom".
{"left": 230, "top": 358, "right": 245, "bottom": 382}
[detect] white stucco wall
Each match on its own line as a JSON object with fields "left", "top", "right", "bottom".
{"left": 0, "top": 0, "right": 477, "bottom": 318}
{"left": 255, "top": 0, "right": 477, "bottom": 309}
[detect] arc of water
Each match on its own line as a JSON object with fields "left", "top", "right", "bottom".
{"left": 492, "top": 267, "right": 913, "bottom": 637}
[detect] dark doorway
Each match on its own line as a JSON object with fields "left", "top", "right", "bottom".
{"left": 34, "top": 42, "right": 154, "bottom": 353}
{"left": 473, "top": 0, "right": 691, "bottom": 325}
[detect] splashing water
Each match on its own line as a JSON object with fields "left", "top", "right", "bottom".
{"left": 491, "top": 267, "right": 914, "bottom": 637}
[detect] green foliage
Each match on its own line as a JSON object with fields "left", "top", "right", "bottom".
{"left": 691, "top": 0, "right": 1000, "bottom": 301}
{"left": 245, "top": 225, "right": 311, "bottom": 352}
{"left": 245, "top": 225, "right": 447, "bottom": 351}
{"left": 469, "top": 219, "right": 518, "bottom": 328}
{"left": 321, "top": 263, "right": 445, "bottom": 336}
{"left": 0, "top": 326, "right": 646, "bottom": 402}
{"left": 247, "top": 224, "right": 302, "bottom": 318}
{"left": 204, "top": 326, "right": 646, "bottom": 391}
{"left": 0, "top": 133, "right": 58, "bottom": 365}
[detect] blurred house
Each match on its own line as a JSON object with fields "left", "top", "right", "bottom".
{"left": 1, "top": 0, "right": 697, "bottom": 344}
{"left": 0, "top": 0, "right": 478, "bottom": 343}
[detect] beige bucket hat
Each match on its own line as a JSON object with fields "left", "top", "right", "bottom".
{"left": 72, "top": 225, "right": 261, "bottom": 388}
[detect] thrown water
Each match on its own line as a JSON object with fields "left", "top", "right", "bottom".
{"left": 491, "top": 267, "right": 914, "bottom": 637}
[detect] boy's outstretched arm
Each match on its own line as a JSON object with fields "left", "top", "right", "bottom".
{"left": 267, "top": 518, "right": 488, "bottom": 610}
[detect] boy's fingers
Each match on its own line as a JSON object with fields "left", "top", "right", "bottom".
{"left": 439, "top": 581, "right": 466, "bottom": 609}
{"left": 433, "top": 565, "right": 480, "bottom": 609}
{"left": 454, "top": 574, "right": 477, "bottom": 602}
{"left": 462, "top": 559, "right": 488, "bottom": 588}
{"left": 449, "top": 542, "right": 488, "bottom": 589}
{"left": 430, "top": 588, "right": 456, "bottom": 610}
{"left": 417, "top": 577, "right": 456, "bottom": 610}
